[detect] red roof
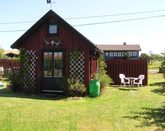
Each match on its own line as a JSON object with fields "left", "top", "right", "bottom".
{"left": 96, "top": 44, "right": 141, "bottom": 51}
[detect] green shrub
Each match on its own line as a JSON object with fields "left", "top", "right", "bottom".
{"left": 160, "top": 60, "right": 165, "bottom": 78}
{"left": 67, "top": 78, "right": 86, "bottom": 97}
{"left": 0, "top": 47, "right": 4, "bottom": 59}
{"left": 4, "top": 68, "right": 22, "bottom": 92}
{"left": 95, "top": 55, "right": 113, "bottom": 92}
{"left": 96, "top": 73, "right": 112, "bottom": 88}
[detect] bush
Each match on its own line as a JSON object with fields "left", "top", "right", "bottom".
{"left": 0, "top": 47, "right": 4, "bottom": 59}
{"left": 4, "top": 68, "right": 22, "bottom": 92}
{"left": 159, "top": 66, "right": 164, "bottom": 73}
{"left": 96, "top": 73, "right": 112, "bottom": 88}
{"left": 67, "top": 78, "right": 86, "bottom": 97}
{"left": 160, "top": 60, "right": 165, "bottom": 78}
{"left": 95, "top": 55, "right": 113, "bottom": 93}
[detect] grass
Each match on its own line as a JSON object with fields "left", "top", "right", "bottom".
{"left": 148, "top": 60, "right": 162, "bottom": 70}
{"left": 0, "top": 73, "right": 165, "bottom": 131}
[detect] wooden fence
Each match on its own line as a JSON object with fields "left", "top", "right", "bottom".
{"left": 106, "top": 59, "right": 148, "bottom": 85}
{"left": 0, "top": 59, "right": 21, "bottom": 70}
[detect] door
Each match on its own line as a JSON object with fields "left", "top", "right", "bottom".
{"left": 42, "top": 51, "right": 64, "bottom": 92}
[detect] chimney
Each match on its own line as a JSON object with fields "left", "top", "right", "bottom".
{"left": 123, "top": 42, "right": 126, "bottom": 45}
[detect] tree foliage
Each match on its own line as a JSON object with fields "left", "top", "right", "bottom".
{"left": 0, "top": 47, "right": 4, "bottom": 59}
{"left": 140, "top": 53, "right": 150, "bottom": 60}
{"left": 95, "top": 55, "right": 113, "bottom": 91}
{"left": 160, "top": 50, "right": 165, "bottom": 78}
{"left": 160, "top": 60, "right": 165, "bottom": 78}
{"left": 161, "top": 50, "right": 165, "bottom": 60}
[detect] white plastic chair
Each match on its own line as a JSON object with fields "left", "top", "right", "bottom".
{"left": 0, "top": 82, "right": 3, "bottom": 87}
{"left": 133, "top": 74, "right": 145, "bottom": 86}
{"left": 0, "top": 67, "right": 4, "bottom": 75}
{"left": 119, "top": 73, "right": 130, "bottom": 86}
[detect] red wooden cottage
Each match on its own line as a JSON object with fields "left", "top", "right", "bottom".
{"left": 11, "top": 10, "right": 101, "bottom": 93}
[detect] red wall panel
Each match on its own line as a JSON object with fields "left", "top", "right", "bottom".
{"left": 106, "top": 59, "right": 148, "bottom": 85}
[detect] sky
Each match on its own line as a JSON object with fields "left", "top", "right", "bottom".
{"left": 1, "top": 0, "right": 165, "bottom": 54}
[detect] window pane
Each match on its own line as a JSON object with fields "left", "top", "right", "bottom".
{"left": 128, "top": 51, "right": 132, "bottom": 56}
{"left": 133, "top": 52, "right": 137, "bottom": 56}
{"left": 54, "top": 52, "right": 63, "bottom": 77}
{"left": 44, "top": 52, "right": 52, "bottom": 77}
{"left": 118, "top": 52, "right": 121, "bottom": 57}
{"left": 109, "top": 52, "right": 113, "bottom": 56}
{"left": 114, "top": 52, "right": 117, "bottom": 57}
{"left": 121, "top": 52, "right": 124, "bottom": 57}
{"left": 49, "top": 24, "right": 57, "bottom": 34}
{"left": 105, "top": 52, "right": 109, "bottom": 57}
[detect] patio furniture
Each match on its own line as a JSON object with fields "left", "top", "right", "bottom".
{"left": 126, "top": 77, "right": 137, "bottom": 86}
{"left": 0, "top": 67, "right": 4, "bottom": 75}
{"left": 0, "top": 82, "right": 4, "bottom": 87}
{"left": 133, "top": 74, "right": 145, "bottom": 86}
{"left": 119, "top": 73, "right": 130, "bottom": 86}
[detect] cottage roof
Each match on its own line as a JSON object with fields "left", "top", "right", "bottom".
{"left": 96, "top": 44, "right": 141, "bottom": 51}
{"left": 11, "top": 10, "right": 101, "bottom": 53}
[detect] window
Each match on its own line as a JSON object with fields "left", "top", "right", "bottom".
{"left": 43, "top": 51, "right": 63, "bottom": 78}
{"left": 53, "top": 52, "right": 63, "bottom": 77}
{"left": 109, "top": 52, "right": 113, "bottom": 57}
{"left": 48, "top": 24, "right": 58, "bottom": 34}
{"left": 121, "top": 52, "right": 124, "bottom": 57}
{"left": 128, "top": 51, "right": 132, "bottom": 57}
{"left": 44, "top": 52, "right": 52, "bottom": 77}
{"left": 133, "top": 52, "right": 137, "bottom": 56}
{"left": 105, "top": 52, "right": 109, "bottom": 57}
{"left": 114, "top": 52, "right": 117, "bottom": 57}
{"left": 118, "top": 52, "right": 121, "bottom": 57}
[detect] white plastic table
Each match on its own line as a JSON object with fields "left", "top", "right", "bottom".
{"left": 126, "top": 77, "right": 137, "bottom": 86}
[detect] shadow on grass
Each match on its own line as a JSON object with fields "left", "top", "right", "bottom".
{"left": 124, "top": 105, "right": 165, "bottom": 130}
{"left": 149, "top": 82, "right": 165, "bottom": 96}
{"left": 118, "top": 87, "right": 139, "bottom": 91}
{"left": 0, "top": 87, "right": 67, "bottom": 101}
{"left": 149, "top": 82, "right": 165, "bottom": 87}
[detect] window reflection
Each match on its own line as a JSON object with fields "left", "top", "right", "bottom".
{"left": 44, "top": 52, "right": 63, "bottom": 78}
{"left": 44, "top": 52, "right": 52, "bottom": 77}
{"left": 54, "top": 52, "right": 63, "bottom": 77}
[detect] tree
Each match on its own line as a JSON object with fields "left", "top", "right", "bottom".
{"left": 140, "top": 53, "right": 151, "bottom": 63}
{"left": 95, "top": 54, "right": 113, "bottom": 92}
{"left": 161, "top": 50, "right": 165, "bottom": 59}
{"left": 140, "top": 53, "right": 150, "bottom": 60}
{"left": 160, "top": 60, "right": 165, "bottom": 78}
{"left": 159, "top": 50, "right": 165, "bottom": 77}
{"left": 0, "top": 47, "right": 4, "bottom": 59}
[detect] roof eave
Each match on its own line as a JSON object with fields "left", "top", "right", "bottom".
{"left": 10, "top": 10, "right": 102, "bottom": 54}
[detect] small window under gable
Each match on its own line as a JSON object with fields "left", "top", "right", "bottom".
{"left": 48, "top": 23, "right": 58, "bottom": 34}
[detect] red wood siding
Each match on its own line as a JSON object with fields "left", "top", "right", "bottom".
{"left": 0, "top": 59, "right": 21, "bottom": 70}
{"left": 91, "top": 58, "right": 98, "bottom": 74}
{"left": 106, "top": 59, "right": 148, "bottom": 85}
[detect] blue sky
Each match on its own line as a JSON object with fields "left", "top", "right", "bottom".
{"left": 1, "top": 0, "right": 165, "bottom": 54}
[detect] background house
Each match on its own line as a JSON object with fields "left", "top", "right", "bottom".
{"left": 10, "top": 10, "right": 101, "bottom": 93}
{"left": 97, "top": 43, "right": 147, "bottom": 85}
{"left": 97, "top": 43, "right": 141, "bottom": 60}
{"left": 3, "top": 50, "right": 20, "bottom": 58}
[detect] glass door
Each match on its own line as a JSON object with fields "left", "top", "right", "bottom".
{"left": 42, "top": 51, "right": 63, "bottom": 91}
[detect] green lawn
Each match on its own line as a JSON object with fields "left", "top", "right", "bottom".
{"left": 148, "top": 60, "right": 162, "bottom": 70}
{"left": 0, "top": 73, "right": 165, "bottom": 131}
